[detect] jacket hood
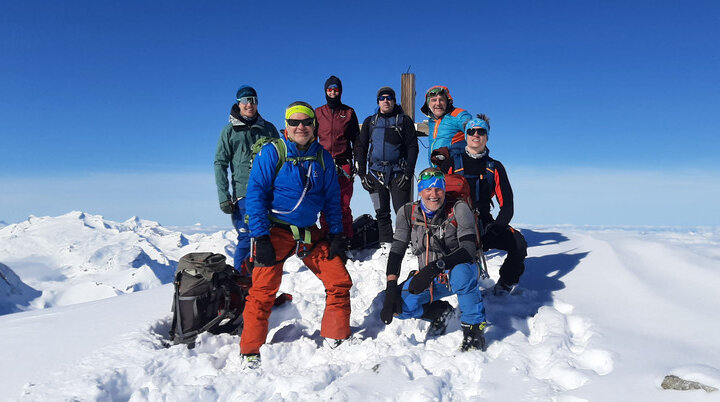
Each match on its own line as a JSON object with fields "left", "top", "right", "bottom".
{"left": 229, "top": 103, "right": 263, "bottom": 126}
{"left": 420, "top": 85, "right": 455, "bottom": 118}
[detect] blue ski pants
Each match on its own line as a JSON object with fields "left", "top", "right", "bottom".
{"left": 396, "top": 262, "right": 486, "bottom": 325}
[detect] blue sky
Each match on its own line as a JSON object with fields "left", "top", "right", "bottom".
{"left": 2, "top": 0, "right": 719, "bottom": 227}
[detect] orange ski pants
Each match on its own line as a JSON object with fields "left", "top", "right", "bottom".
{"left": 240, "top": 226, "right": 352, "bottom": 355}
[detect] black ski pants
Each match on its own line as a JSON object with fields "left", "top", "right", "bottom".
{"left": 369, "top": 177, "right": 411, "bottom": 243}
{"left": 482, "top": 226, "right": 528, "bottom": 286}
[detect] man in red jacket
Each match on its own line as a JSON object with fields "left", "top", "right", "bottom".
{"left": 315, "top": 75, "right": 360, "bottom": 241}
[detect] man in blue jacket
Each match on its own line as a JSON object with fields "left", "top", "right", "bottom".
{"left": 240, "top": 101, "right": 353, "bottom": 369}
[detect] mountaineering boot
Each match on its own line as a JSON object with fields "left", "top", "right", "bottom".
{"left": 422, "top": 300, "right": 455, "bottom": 337}
{"left": 324, "top": 337, "right": 345, "bottom": 349}
{"left": 241, "top": 353, "right": 261, "bottom": 370}
{"left": 493, "top": 280, "right": 514, "bottom": 296}
{"left": 460, "top": 322, "right": 487, "bottom": 352}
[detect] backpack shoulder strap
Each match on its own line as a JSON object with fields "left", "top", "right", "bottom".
{"left": 271, "top": 138, "right": 288, "bottom": 175}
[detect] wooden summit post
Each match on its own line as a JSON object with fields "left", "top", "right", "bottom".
{"left": 402, "top": 73, "right": 428, "bottom": 136}
{"left": 401, "top": 73, "right": 415, "bottom": 122}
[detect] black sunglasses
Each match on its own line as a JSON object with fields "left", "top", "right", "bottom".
{"left": 378, "top": 95, "right": 395, "bottom": 101}
{"left": 286, "top": 118, "right": 315, "bottom": 127}
{"left": 467, "top": 128, "right": 487, "bottom": 136}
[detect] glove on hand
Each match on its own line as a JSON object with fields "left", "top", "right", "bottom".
{"left": 380, "top": 280, "right": 403, "bottom": 325}
{"left": 430, "top": 148, "right": 451, "bottom": 172}
{"left": 253, "top": 235, "right": 276, "bottom": 267}
{"left": 408, "top": 260, "right": 444, "bottom": 294}
{"left": 408, "top": 247, "right": 474, "bottom": 294}
{"left": 394, "top": 173, "right": 410, "bottom": 191}
{"left": 327, "top": 233, "right": 346, "bottom": 260}
{"left": 220, "top": 200, "right": 236, "bottom": 214}
{"left": 360, "top": 175, "right": 375, "bottom": 192}
{"left": 484, "top": 222, "right": 504, "bottom": 237}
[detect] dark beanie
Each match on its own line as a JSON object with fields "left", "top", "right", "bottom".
{"left": 376, "top": 86, "right": 396, "bottom": 101}
{"left": 324, "top": 75, "right": 342, "bottom": 92}
{"left": 236, "top": 85, "right": 257, "bottom": 100}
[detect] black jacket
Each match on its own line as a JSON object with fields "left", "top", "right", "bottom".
{"left": 355, "top": 105, "right": 418, "bottom": 177}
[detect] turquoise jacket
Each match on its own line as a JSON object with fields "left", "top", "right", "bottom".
{"left": 426, "top": 107, "right": 472, "bottom": 164}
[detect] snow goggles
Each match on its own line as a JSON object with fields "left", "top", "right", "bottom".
{"left": 426, "top": 87, "right": 447, "bottom": 98}
{"left": 238, "top": 96, "right": 258, "bottom": 105}
{"left": 378, "top": 95, "right": 394, "bottom": 101}
{"left": 418, "top": 171, "right": 444, "bottom": 181}
{"left": 286, "top": 118, "right": 315, "bottom": 127}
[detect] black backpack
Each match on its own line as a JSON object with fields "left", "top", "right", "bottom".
{"left": 169, "top": 252, "right": 248, "bottom": 347}
{"left": 349, "top": 214, "right": 381, "bottom": 250}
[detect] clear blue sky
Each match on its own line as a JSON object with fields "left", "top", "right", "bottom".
{"left": 2, "top": 0, "right": 719, "bottom": 227}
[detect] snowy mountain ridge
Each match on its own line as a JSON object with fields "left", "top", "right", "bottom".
{"left": 0, "top": 211, "right": 236, "bottom": 310}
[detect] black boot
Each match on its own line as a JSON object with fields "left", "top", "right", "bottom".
{"left": 422, "top": 300, "right": 454, "bottom": 337}
{"left": 460, "top": 322, "right": 487, "bottom": 352}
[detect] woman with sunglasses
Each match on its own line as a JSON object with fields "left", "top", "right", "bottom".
{"left": 241, "top": 101, "right": 353, "bottom": 369}
{"left": 431, "top": 114, "right": 528, "bottom": 296}
{"left": 380, "top": 167, "right": 487, "bottom": 352}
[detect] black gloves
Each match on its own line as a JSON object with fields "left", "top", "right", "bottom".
{"left": 393, "top": 173, "right": 411, "bottom": 191}
{"left": 408, "top": 260, "right": 445, "bottom": 294}
{"left": 327, "top": 233, "right": 346, "bottom": 260}
{"left": 220, "top": 200, "right": 236, "bottom": 214}
{"left": 253, "top": 235, "right": 276, "bottom": 267}
{"left": 484, "top": 221, "right": 504, "bottom": 238}
{"left": 408, "top": 248, "right": 474, "bottom": 294}
{"left": 360, "top": 175, "right": 375, "bottom": 192}
{"left": 380, "top": 280, "right": 403, "bottom": 324}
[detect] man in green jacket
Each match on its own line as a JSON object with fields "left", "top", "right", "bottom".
{"left": 214, "top": 85, "right": 279, "bottom": 272}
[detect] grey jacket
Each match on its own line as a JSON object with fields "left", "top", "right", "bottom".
{"left": 391, "top": 199, "right": 478, "bottom": 269}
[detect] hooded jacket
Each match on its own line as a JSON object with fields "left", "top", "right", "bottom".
{"left": 246, "top": 137, "right": 343, "bottom": 238}
{"left": 420, "top": 87, "right": 472, "bottom": 164}
{"left": 214, "top": 104, "right": 279, "bottom": 203}
{"left": 314, "top": 104, "right": 360, "bottom": 163}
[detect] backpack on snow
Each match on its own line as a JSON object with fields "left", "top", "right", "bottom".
{"left": 348, "top": 214, "right": 380, "bottom": 250}
{"left": 169, "top": 252, "right": 248, "bottom": 347}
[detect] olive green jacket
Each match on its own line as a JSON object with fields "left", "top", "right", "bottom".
{"left": 214, "top": 108, "right": 279, "bottom": 203}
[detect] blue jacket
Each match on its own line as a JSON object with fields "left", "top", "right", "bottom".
{"left": 427, "top": 108, "right": 472, "bottom": 164}
{"left": 246, "top": 138, "right": 343, "bottom": 237}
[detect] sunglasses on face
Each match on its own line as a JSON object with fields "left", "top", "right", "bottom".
{"left": 326, "top": 87, "right": 340, "bottom": 93}
{"left": 286, "top": 118, "right": 315, "bottom": 127}
{"left": 467, "top": 128, "right": 487, "bottom": 136}
{"left": 238, "top": 96, "right": 258, "bottom": 105}
{"left": 378, "top": 95, "right": 394, "bottom": 102}
{"left": 418, "top": 171, "right": 444, "bottom": 181}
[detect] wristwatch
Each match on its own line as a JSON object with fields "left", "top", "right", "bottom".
{"left": 435, "top": 259, "right": 446, "bottom": 270}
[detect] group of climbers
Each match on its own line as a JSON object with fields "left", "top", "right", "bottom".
{"left": 212, "top": 77, "right": 527, "bottom": 369}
